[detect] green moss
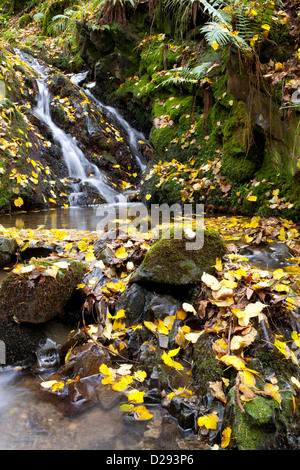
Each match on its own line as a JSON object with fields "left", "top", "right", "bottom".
{"left": 228, "top": 387, "right": 294, "bottom": 450}
{"left": 193, "top": 332, "right": 224, "bottom": 394}
{"left": 0, "top": 259, "right": 86, "bottom": 323}
{"left": 132, "top": 227, "right": 227, "bottom": 285}
{"left": 18, "top": 13, "right": 32, "bottom": 28}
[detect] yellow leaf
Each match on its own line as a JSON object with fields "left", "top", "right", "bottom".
{"left": 156, "top": 318, "right": 169, "bottom": 335}
{"left": 231, "top": 301, "right": 266, "bottom": 327}
{"left": 108, "top": 309, "right": 126, "bottom": 320}
{"left": 134, "top": 370, "right": 147, "bottom": 382}
{"left": 278, "top": 227, "right": 286, "bottom": 241}
{"left": 273, "top": 268, "right": 285, "bottom": 280}
{"left": 197, "top": 412, "right": 220, "bottom": 430}
{"left": 14, "top": 197, "right": 24, "bottom": 207}
{"left": 115, "top": 247, "right": 128, "bottom": 259}
{"left": 127, "top": 391, "right": 145, "bottom": 403}
{"left": 247, "top": 195, "right": 257, "bottom": 202}
{"left": 85, "top": 251, "right": 96, "bottom": 262}
{"left": 112, "top": 318, "right": 126, "bottom": 331}
{"left": 144, "top": 320, "right": 157, "bottom": 334}
{"left": 112, "top": 375, "right": 133, "bottom": 391}
{"left": 250, "top": 34, "right": 259, "bottom": 46}
{"left": 167, "top": 387, "right": 193, "bottom": 401}
{"left": 211, "top": 41, "right": 219, "bottom": 50}
{"left": 40, "top": 379, "right": 61, "bottom": 390}
{"left": 44, "top": 265, "right": 59, "bottom": 278}
{"left": 132, "top": 405, "right": 153, "bottom": 421}
{"left": 220, "top": 354, "right": 258, "bottom": 374}
{"left": 145, "top": 194, "right": 151, "bottom": 200}
{"left": 275, "top": 62, "right": 284, "bottom": 72}
{"left": 182, "top": 302, "right": 197, "bottom": 314}
{"left": 261, "top": 24, "right": 270, "bottom": 30}
{"left": 214, "top": 258, "right": 223, "bottom": 271}
{"left": 176, "top": 308, "right": 187, "bottom": 320}
{"left": 201, "top": 272, "right": 221, "bottom": 290}
{"left": 292, "top": 331, "right": 300, "bottom": 348}
{"left": 274, "top": 283, "right": 290, "bottom": 293}
{"left": 221, "top": 427, "right": 232, "bottom": 448}
{"left": 161, "top": 349, "right": 184, "bottom": 370}
{"left": 264, "top": 383, "right": 281, "bottom": 405}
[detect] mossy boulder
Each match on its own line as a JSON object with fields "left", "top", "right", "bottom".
{"left": 0, "top": 258, "right": 86, "bottom": 323}
{"left": 223, "top": 386, "right": 297, "bottom": 450}
{"left": 130, "top": 228, "right": 227, "bottom": 286}
{"left": 0, "top": 236, "right": 17, "bottom": 265}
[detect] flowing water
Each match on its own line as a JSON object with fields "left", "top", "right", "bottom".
{"left": 0, "top": 323, "right": 198, "bottom": 450}
{"left": 1, "top": 51, "right": 295, "bottom": 450}
{"left": 14, "top": 50, "right": 147, "bottom": 205}
{"left": 70, "top": 72, "right": 148, "bottom": 173}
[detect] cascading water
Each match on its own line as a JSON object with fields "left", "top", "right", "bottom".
{"left": 70, "top": 73, "right": 148, "bottom": 173}
{"left": 15, "top": 50, "right": 119, "bottom": 205}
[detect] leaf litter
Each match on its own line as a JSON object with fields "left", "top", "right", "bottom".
{"left": 1, "top": 212, "right": 300, "bottom": 439}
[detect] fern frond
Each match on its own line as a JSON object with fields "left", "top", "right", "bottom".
{"left": 155, "top": 61, "right": 214, "bottom": 89}
{"left": 200, "top": 21, "right": 252, "bottom": 52}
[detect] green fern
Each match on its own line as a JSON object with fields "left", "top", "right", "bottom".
{"left": 200, "top": 21, "right": 252, "bottom": 52}
{"left": 156, "top": 61, "right": 214, "bottom": 89}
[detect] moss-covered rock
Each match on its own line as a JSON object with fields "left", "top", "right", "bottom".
{"left": 0, "top": 258, "right": 86, "bottom": 323}
{"left": 193, "top": 332, "right": 225, "bottom": 395}
{"left": 130, "top": 227, "right": 227, "bottom": 286}
{"left": 223, "top": 386, "right": 296, "bottom": 450}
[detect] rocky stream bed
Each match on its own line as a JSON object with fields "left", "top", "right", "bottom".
{"left": 0, "top": 209, "right": 300, "bottom": 450}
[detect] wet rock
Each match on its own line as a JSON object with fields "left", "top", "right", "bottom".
{"left": 114, "top": 283, "right": 153, "bottom": 325}
{"left": 35, "top": 338, "right": 61, "bottom": 372}
{"left": 165, "top": 397, "right": 199, "bottom": 431}
{"left": 144, "top": 388, "right": 161, "bottom": 405}
{"left": 59, "top": 328, "right": 88, "bottom": 358}
{"left": 96, "top": 383, "right": 122, "bottom": 410}
{"left": 0, "top": 237, "right": 17, "bottom": 266}
{"left": 38, "top": 374, "right": 101, "bottom": 417}
{"left": 0, "top": 259, "right": 86, "bottom": 324}
{"left": 57, "top": 342, "right": 111, "bottom": 380}
{"left": 130, "top": 228, "right": 227, "bottom": 286}
{"left": 222, "top": 386, "right": 295, "bottom": 450}
{"left": 93, "top": 230, "right": 116, "bottom": 258}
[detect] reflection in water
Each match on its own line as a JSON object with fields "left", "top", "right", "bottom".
{"left": 0, "top": 207, "right": 104, "bottom": 232}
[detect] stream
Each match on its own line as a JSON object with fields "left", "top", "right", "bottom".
{"left": 0, "top": 206, "right": 296, "bottom": 450}
{"left": 0, "top": 51, "right": 201, "bottom": 451}
{"left": 0, "top": 51, "right": 296, "bottom": 451}
{"left": 0, "top": 320, "right": 201, "bottom": 450}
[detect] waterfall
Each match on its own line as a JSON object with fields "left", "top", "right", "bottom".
{"left": 15, "top": 50, "right": 119, "bottom": 205}
{"left": 70, "top": 73, "right": 148, "bottom": 173}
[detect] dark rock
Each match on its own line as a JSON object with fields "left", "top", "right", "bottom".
{"left": 57, "top": 342, "right": 111, "bottom": 380}
{"left": 96, "top": 383, "right": 122, "bottom": 410}
{"left": 0, "top": 237, "right": 17, "bottom": 266}
{"left": 0, "top": 318, "right": 46, "bottom": 366}
{"left": 38, "top": 374, "right": 102, "bottom": 417}
{"left": 144, "top": 388, "right": 161, "bottom": 404}
{"left": 148, "top": 295, "right": 181, "bottom": 320}
{"left": 114, "top": 283, "right": 153, "bottom": 325}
